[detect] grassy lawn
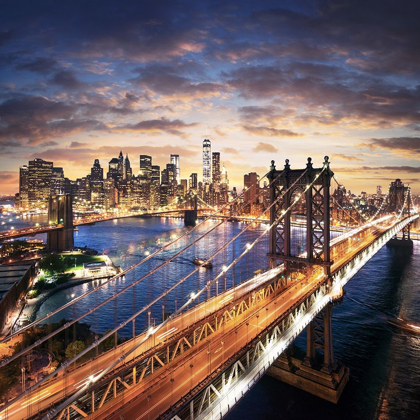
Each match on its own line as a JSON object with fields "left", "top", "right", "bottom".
{"left": 61, "top": 254, "right": 108, "bottom": 272}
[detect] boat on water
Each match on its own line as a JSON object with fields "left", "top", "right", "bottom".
{"left": 193, "top": 258, "right": 213, "bottom": 268}
{"left": 387, "top": 317, "right": 420, "bottom": 335}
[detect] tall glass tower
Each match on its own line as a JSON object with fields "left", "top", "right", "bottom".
{"left": 202, "top": 138, "right": 211, "bottom": 184}
{"left": 170, "top": 154, "right": 180, "bottom": 184}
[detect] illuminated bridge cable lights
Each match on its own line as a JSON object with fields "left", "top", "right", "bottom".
{"left": 0, "top": 170, "right": 278, "bottom": 413}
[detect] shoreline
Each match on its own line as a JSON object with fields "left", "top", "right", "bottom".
{"left": 23, "top": 269, "right": 123, "bottom": 324}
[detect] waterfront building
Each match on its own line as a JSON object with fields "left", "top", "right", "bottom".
{"left": 203, "top": 138, "right": 211, "bottom": 184}
{"left": 19, "top": 165, "right": 29, "bottom": 209}
{"left": 27, "top": 158, "right": 53, "bottom": 209}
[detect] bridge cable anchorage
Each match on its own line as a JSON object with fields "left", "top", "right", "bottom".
{"left": 0, "top": 170, "right": 282, "bottom": 410}
{"left": 42, "top": 167, "right": 318, "bottom": 418}
{"left": 0, "top": 172, "right": 273, "bottom": 346}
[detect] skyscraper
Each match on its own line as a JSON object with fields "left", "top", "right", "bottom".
{"left": 125, "top": 154, "right": 132, "bottom": 181}
{"left": 140, "top": 155, "right": 152, "bottom": 178}
{"left": 19, "top": 165, "right": 29, "bottom": 209}
{"left": 189, "top": 173, "right": 198, "bottom": 190}
{"left": 170, "top": 154, "right": 180, "bottom": 184}
{"left": 107, "top": 158, "right": 119, "bottom": 182}
{"left": 203, "top": 138, "right": 211, "bottom": 184}
{"left": 28, "top": 158, "right": 53, "bottom": 208}
{"left": 212, "top": 152, "right": 221, "bottom": 187}
{"left": 118, "top": 150, "right": 124, "bottom": 179}
{"left": 244, "top": 172, "right": 259, "bottom": 213}
{"left": 90, "top": 159, "right": 104, "bottom": 208}
{"left": 90, "top": 159, "right": 103, "bottom": 182}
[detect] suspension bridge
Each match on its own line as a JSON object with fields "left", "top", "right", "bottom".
{"left": 0, "top": 157, "right": 417, "bottom": 420}
{"left": 0, "top": 200, "right": 213, "bottom": 244}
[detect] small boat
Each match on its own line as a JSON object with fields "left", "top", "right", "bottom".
{"left": 193, "top": 258, "right": 213, "bottom": 268}
{"left": 74, "top": 226, "right": 79, "bottom": 231}
{"left": 387, "top": 317, "right": 420, "bottom": 335}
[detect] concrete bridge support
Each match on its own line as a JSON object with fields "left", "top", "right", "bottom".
{"left": 268, "top": 303, "right": 349, "bottom": 403}
{"left": 47, "top": 194, "right": 74, "bottom": 251}
{"left": 184, "top": 195, "right": 198, "bottom": 227}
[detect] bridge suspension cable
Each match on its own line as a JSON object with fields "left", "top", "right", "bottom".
{"left": 1, "top": 173, "right": 270, "bottom": 345}
{"left": 45, "top": 167, "right": 317, "bottom": 418}
{"left": 0, "top": 169, "right": 278, "bottom": 396}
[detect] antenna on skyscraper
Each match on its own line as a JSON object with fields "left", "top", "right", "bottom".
{"left": 206, "top": 122, "right": 208, "bottom": 138}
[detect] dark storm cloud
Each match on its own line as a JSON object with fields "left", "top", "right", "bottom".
{"left": 130, "top": 64, "right": 224, "bottom": 98}
{"left": 0, "top": 95, "right": 108, "bottom": 143}
{"left": 226, "top": 63, "right": 420, "bottom": 127}
{"left": 50, "top": 70, "right": 85, "bottom": 90}
{"left": 16, "top": 57, "right": 58, "bottom": 74}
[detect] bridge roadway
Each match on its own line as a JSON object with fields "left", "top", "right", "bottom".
{"left": 0, "top": 216, "right": 408, "bottom": 419}
{"left": 0, "top": 266, "right": 284, "bottom": 420}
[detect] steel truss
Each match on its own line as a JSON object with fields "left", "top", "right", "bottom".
{"left": 268, "top": 157, "right": 334, "bottom": 275}
{"left": 170, "top": 284, "right": 329, "bottom": 420}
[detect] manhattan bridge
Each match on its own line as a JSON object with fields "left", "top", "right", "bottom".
{"left": 0, "top": 157, "right": 417, "bottom": 420}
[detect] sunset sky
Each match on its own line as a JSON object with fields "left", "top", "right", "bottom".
{"left": 1, "top": 0, "right": 419, "bottom": 195}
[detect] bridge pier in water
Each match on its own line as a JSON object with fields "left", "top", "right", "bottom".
{"left": 46, "top": 194, "right": 74, "bottom": 251}
{"left": 184, "top": 194, "right": 198, "bottom": 226}
{"left": 387, "top": 179, "right": 414, "bottom": 248}
{"left": 266, "top": 157, "right": 349, "bottom": 403}
{"left": 268, "top": 301, "right": 349, "bottom": 403}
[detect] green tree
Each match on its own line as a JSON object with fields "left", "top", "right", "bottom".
{"left": 39, "top": 254, "right": 67, "bottom": 275}
{"left": 50, "top": 339, "right": 65, "bottom": 362}
{"left": 65, "top": 340, "right": 86, "bottom": 360}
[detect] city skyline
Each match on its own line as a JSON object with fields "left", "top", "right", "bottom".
{"left": 1, "top": 1, "right": 420, "bottom": 196}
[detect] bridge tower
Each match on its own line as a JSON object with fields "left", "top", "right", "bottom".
{"left": 184, "top": 194, "right": 198, "bottom": 227}
{"left": 267, "top": 157, "right": 349, "bottom": 403}
{"left": 387, "top": 179, "right": 413, "bottom": 247}
{"left": 46, "top": 194, "right": 74, "bottom": 251}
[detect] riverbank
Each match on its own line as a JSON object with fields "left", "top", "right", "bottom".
{"left": 21, "top": 268, "right": 123, "bottom": 324}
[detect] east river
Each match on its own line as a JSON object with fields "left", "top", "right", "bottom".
{"left": 1, "top": 208, "right": 419, "bottom": 420}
